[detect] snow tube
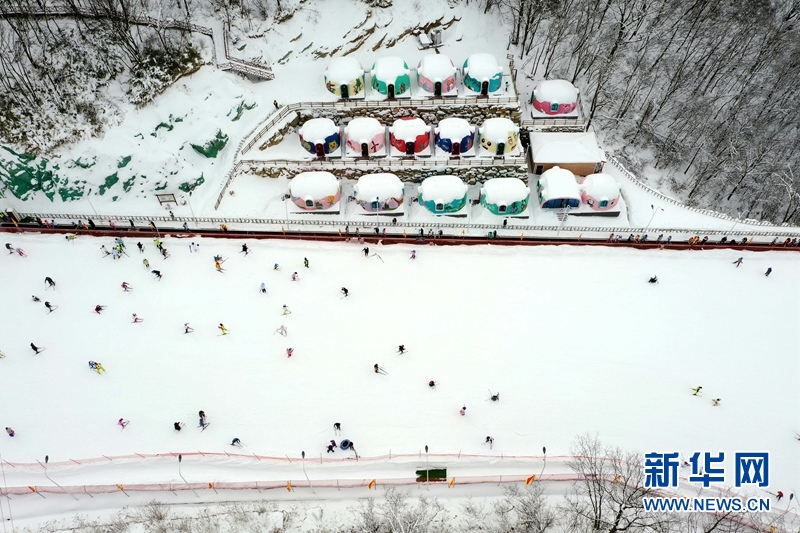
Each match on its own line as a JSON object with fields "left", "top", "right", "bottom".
{"left": 340, "top": 439, "right": 351, "bottom": 450}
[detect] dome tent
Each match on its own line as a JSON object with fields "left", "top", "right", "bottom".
{"left": 462, "top": 53, "right": 502, "bottom": 96}
{"left": 371, "top": 57, "right": 411, "bottom": 98}
{"left": 298, "top": 118, "right": 340, "bottom": 156}
{"left": 354, "top": 173, "right": 404, "bottom": 213}
{"left": 289, "top": 172, "right": 341, "bottom": 211}
{"left": 324, "top": 57, "right": 365, "bottom": 99}
{"left": 418, "top": 175, "right": 468, "bottom": 214}
{"left": 580, "top": 173, "right": 620, "bottom": 211}
{"left": 536, "top": 166, "right": 581, "bottom": 209}
{"left": 479, "top": 118, "right": 519, "bottom": 155}
{"left": 345, "top": 118, "right": 386, "bottom": 157}
{"left": 480, "top": 178, "right": 529, "bottom": 216}
{"left": 531, "top": 80, "right": 580, "bottom": 115}
{"left": 435, "top": 118, "right": 475, "bottom": 156}
{"left": 389, "top": 117, "right": 430, "bottom": 155}
{"left": 417, "top": 54, "right": 457, "bottom": 97}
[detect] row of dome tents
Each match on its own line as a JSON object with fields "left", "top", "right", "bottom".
{"left": 297, "top": 117, "right": 519, "bottom": 157}
{"left": 288, "top": 172, "right": 621, "bottom": 216}
{"left": 323, "top": 53, "right": 504, "bottom": 99}
{"left": 323, "top": 56, "right": 584, "bottom": 117}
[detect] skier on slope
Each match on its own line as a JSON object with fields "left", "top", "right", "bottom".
{"left": 94, "top": 304, "right": 106, "bottom": 314}
{"left": 5, "top": 427, "right": 15, "bottom": 437}
{"left": 410, "top": 250, "right": 416, "bottom": 260}
{"left": 174, "top": 422, "right": 183, "bottom": 431}
{"left": 184, "top": 323, "right": 194, "bottom": 334}
{"left": 692, "top": 386, "right": 703, "bottom": 396}
{"left": 44, "top": 276, "right": 56, "bottom": 289}
{"left": 648, "top": 276, "right": 658, "bottom": 284}
{"left": 363, "top": 247, "right": 370, "bottom": 257}
{"left": 151, "top": 270, "right": 162, "bottom": 280}
{"left": 218, "top": 323, "right": 228, "bottom": 335}
{"left": 143, "top": 259, "right": 150, "bottom": 269}
{"left": 733, "top": 257, "right": 743, "bottom": 267}
{"left": 291, "top": 272, "right": 299, "bottom": 281}
{"left": 286, "top": 347, "right": 294, "bottom": 358}
{"left": 30, "top": 343, "right": 43, "bottom": 354}
{"left": 121, "top": 281, "right": 132, "bottom": 291}
{"left": 260, "top": 282, "right": 267, "bottom": 294}
{"left": 429, "top": 380, "right": 436, "bottom": 388}
{"left": 198, "top": 410, "right": 207, "bottom": 428}
{"left": 241, "top": 244, "right": 249, "bottom": 255}
{"left": 32, "top": 295, "right": 41, "bottom": 302}
{"left": 341, "top": 287, "right": 349, "bottom": 297}
{"left": 118, "top": 418, "right": 130, "bottom": 429}
{"left": 304, "top": 257, "right": 309, "bottom": 268}
{"left": 4, "top": 243, "right": 13, "bottom": 254}
{"left": 398, "top": 344, "right": 406, "bottom": 354}
{"left": 132, "top": 313, "right": 143, "bottom": 323}
{"left": 137, "top": 242, "right": 144, "bottom": 253}
{"left": 459, "top": 406, "right": 467, "bottom": 416}
{"left": 44, "top": 301, "right": 56, "bottom": 313}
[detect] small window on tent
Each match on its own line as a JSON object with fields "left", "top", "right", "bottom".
{"left": 550, "top": 102, "right": 559, "bottom": 112}
{"left": 498, "top": 204, "right": 508, "bottom": 213}
{"left": 435, "top": 203, "right": 444, "bottom": 212}
{"left": 305, "top": 199, "right": 314, "bottom": 207}
{"left": 599, "top": 200, "right": 608, "bottom": 208}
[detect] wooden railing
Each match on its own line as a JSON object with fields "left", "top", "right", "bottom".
{"left": 2, "top": 4, "right": 274, "bottom": 80}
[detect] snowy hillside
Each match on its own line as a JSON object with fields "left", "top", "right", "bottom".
{"left": 0, "top": 232, "right": 798, "bottom": 529}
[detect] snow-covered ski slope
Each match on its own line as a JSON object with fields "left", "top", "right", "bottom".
{"left": 1, "top": 233, "right": 798, "bottom": 496}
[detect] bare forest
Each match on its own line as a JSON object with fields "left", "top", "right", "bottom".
{"left": 498, "top": 0, "right": 800, "bottom": 224}
{"left": 1, "top": 0, "right": 798, "bottom": 224}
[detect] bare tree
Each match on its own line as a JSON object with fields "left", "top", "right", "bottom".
{"left": 562, "top": 434, "right": 674, "bottom": 533}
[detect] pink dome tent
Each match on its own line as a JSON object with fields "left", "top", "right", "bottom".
{"left": 531, "top": 80, "right": 580, "bottom": 115}
{"left": 345, "top": 118, "right": 386, "bottom": 158}
{"left": 417, "top": 54, "right": 457, "bottom": 97}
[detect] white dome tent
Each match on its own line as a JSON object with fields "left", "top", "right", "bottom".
{"left": 353, "top": 173, "right": 405, "bottom": 215}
